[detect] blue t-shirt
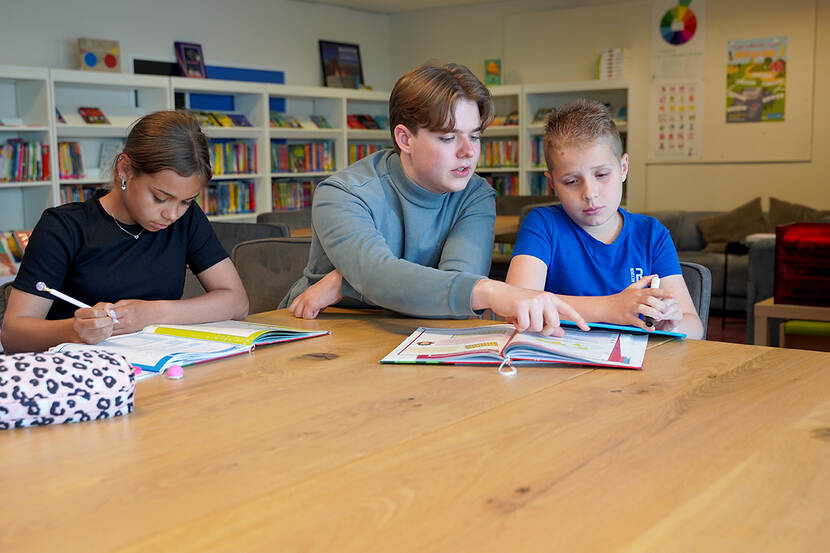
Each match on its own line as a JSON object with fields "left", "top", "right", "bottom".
{"left": 512, "top": 204, "right": 681, "bottom": 296}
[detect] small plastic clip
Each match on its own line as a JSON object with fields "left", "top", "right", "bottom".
{"left": 498, "top": 358, "right": 516, "bottom": 376}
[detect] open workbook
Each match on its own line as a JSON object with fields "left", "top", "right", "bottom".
{"left": 381, "top": 322, "right": 684, "bottom": 370}
{"left": 50, "top": 320, "right": 330, "bottom": 374}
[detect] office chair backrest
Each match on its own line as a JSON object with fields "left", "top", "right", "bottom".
{"left": 680, "top": 261, "right": 711, "bottom": 339}
{"left": 181, "top": 222, "right": 291, "bottom": 299}
{"left": 257, "top": 209, "right": 312, "bottom": 232}
{"left": 231, "top": 237, "right": 312, "bottom": 314}
{"left": 0, "top": 281, "right": 13, "bottom": 341}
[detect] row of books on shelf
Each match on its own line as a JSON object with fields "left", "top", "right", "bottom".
{"left": 346, "top": 114, "right": 389, "bottom": 130}
{"left": 478, "top": 138, "right": 518, "bottom": 168}
{"left": 348, "top": 143, "right": 388, "bottom": 165}
{"left": 211, "top": 141, "right": 257, "bottom": 176}
{"left": 187, "top": 110, "right": 252, "bottom": 128}
{"left": 270, "top": 112, "right": 332, "bottom": 129}
{"left": 484, "top": 174, "right": 519, "bottom": 196}
{"left": 530, "top": 136, "right": 546, "bottom": 167}
{"left": 271, "top": 141, "right": 335, "bottom": 173}
{"left": 1, "top": 139, "right": 51, "bottom": 183}
{"left": 272, "top": 178, "right": 316, "bottom": 211}
{"left": 60, "top": 184, "right": 97, "bottom": 204}
{"left": 57, "top": 141, "right": 85, "bottom": 179}
{"left": 0, "top": 230, "right": 31, "bottom": 278}
{"left": 196, "top": 180, "right": 256, "bottom": 216}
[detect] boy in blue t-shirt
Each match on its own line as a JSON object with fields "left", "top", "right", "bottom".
{"left": 506, "top": 100, "right": 703, "bottom": 339}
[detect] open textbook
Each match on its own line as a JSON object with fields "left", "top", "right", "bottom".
{"left": 51, "top": 320, "right": 330, "bottom": 375}
{"left": 381, "top": 322, "right": 684, "bottom": 371}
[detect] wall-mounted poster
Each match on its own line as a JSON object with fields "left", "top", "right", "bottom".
{"left": 319, "top": 40, "right": 364, "bottom": 89}
{"left": 726, "top": 36, "right": 786, "bottom": 123}
{"left": 651, "top": 0, "right": 706, "bottom": 79}
{"left": 650, "top": 80, "right": 703, "bottom": 160}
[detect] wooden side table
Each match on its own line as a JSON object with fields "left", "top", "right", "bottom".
{"left": 753, "top": 297, "right": 830, "bottom": 345}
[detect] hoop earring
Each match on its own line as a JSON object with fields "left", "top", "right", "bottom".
{"left": 120, "top": 176, "right": 127, "bottom": 191}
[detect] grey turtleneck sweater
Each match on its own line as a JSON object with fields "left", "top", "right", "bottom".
{"left": 280, "top": 149, "right": 495, "bottom": 318}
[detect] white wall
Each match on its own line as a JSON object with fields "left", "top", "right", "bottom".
{"left": 0, "top": 0, "right": 394, "bottom": 89}
{"left": 390, "top": 0, "right": 830, "bottom": 212}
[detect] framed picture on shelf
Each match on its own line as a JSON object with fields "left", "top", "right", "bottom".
{"left": 319, "top": 40, "right": 364, "bottom": 88}
{"left": 174, "top": 41, "right": 206, "bottom": 78}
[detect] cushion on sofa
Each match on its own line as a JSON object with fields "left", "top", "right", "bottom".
{"left": 696, "top": 197, "right": 770, "bottom": 253}
{"left": 768, "top": 197, "right": 830, "bottom": 226}
{"left": 644, "top": 210, "right": 720, "bottom": 251}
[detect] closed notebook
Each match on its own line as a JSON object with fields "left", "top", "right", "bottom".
{"left": 382, "top": 322, "right": 683, "bottom": 370}
{"left": 51, "top": 320, "right": 330, "bottom": 375}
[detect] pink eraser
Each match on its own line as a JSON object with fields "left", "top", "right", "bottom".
{"left": 166, "top": 365, "right": 184, "bottom": 379}
{"left": 132, "top": 367, "right": 142, "bottom": 375}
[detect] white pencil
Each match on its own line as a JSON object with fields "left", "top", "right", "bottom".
{"left": 36, "top": 281, "right": 119, "bottom": 323}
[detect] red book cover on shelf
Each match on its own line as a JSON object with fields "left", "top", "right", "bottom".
{"left": 346, "top": 115, "right": 364, "bottom": 129}
{"left": 78, "top": 107, "right": 110, "bottom": 125}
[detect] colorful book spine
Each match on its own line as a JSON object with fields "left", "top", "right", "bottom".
{"left": 270, "top": 141, "right": 335, "bottom": 173}
{"left": 196, "top": 180, "right": 256, "bottom": 216}
{"left": 271, "top": 178, "right": 318, "bottom": 211}
{"left": 478, "top": 138, "right": 519, "bottom": 168}
{"left": 529, "top": 173, "right": 552, "bottom": 196}
{"left": 531, "top": 136, "right": 546, "bottom": 168}
{"left": 347, "top": 143, "right": 387, "bottom": 165}
{"left": 57, "top": 142, "right": 86, "bottom": 180}
{"left": 483, "top": 174, "right": 519, "bottom": 196}
{"left": 0, "top": 139, "right": 52, "bottom": 182}
{"left": 59, "top": 185, "right": 97, "bottom": 204}
{"left": 210, "top": 141, "right": 257, "bottom": 176}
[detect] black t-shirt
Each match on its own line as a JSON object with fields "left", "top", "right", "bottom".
{"left": 13, "top": 191, "right": 228, "bottom": 320}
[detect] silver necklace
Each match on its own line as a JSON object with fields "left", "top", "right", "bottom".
{"left": 111, "top": 215, "right": 144, "bottom": 240}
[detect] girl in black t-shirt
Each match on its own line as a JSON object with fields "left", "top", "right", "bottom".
{"left": 1, "top": 111, "right": 249, "bottom": 353}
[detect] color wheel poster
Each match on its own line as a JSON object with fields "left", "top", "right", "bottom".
{"left": 651, "top": 0, "right": 706, "bottom": 79}
{"left": 726, "top": 37, "right": 786, "bottom": 123}
{"left": 650, "top": 80, "right": 703, "bottom": 160}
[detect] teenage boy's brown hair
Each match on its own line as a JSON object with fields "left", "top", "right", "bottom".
{"left": 389, "top": 62, "right": 494, "bottom": 153}
{"left": 543, "top": 99, "right": 623, "bottom": 171}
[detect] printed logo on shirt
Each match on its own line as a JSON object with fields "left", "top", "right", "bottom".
{"left": 630, "top": 267, "right": 644, "bottom": 283}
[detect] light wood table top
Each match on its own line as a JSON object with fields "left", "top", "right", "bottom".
{"left": 3, "top": 309, "right": 830, "bottom": 552}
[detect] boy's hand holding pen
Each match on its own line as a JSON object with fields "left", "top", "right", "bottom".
{"left": 610, "top": 275, "right": 672, "bottom": 330}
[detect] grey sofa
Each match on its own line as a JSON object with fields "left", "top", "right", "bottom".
{"left": 644, "top": 210, "right": 774, "bottom": 341}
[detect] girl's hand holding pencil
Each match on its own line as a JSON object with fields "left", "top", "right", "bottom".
{"left": 36, "top": 282, "right": 120, "bottom": 344}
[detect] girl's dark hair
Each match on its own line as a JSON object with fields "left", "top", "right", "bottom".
{"left": 113, "top": 110, "right": 212, "bottom": 183}
{"left": 389, "top": 63, "right": 494, "bottom": 153}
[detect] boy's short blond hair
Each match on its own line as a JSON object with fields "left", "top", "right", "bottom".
{"left": 543, "top": 99, "right": 623, "bottom": 171}
{"left": 389, "top": 63, "right": 494, "bottom": 153}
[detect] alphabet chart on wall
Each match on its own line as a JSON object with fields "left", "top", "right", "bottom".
{"left": 649, "top": 80, "right": 703, "bottom": 160}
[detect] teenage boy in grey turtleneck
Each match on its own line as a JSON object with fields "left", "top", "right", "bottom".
{"left": 280, "top": 63, "right": 586, "bottom": 336}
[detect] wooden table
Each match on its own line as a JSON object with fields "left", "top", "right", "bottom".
{"left": 754, "top": 296, "right": 830, "bottom": 345}
{"left": 4, "top": 309, "right": 830, "bottom": 552}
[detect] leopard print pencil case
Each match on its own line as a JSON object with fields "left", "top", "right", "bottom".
{"left": 0, "top": 350, "right": 135, "bottom": 429}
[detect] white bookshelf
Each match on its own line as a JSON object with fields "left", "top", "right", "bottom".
{"left": 51, "top": 70, "right": 171, "bottom": 202}
{"left": 0, "top": 65, "right": 53, "bottom": 229}
{"left": 171, "top": 77, "right": 269, "bottom": 219}
{"left": 0, "top": 67, "right": 637, "bottom": 228}
{"left": 478, "top": 85, "right": 522, "bottom": 195}
{"left": 523, "top": 79, "right": 631, "bottom": 201}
